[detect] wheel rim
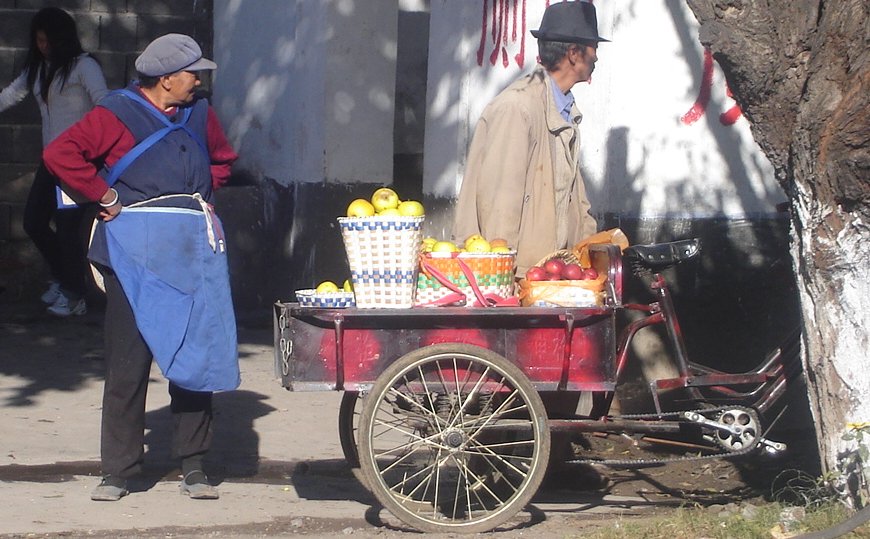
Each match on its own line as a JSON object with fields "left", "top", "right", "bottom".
{"left": 360, "top": 346, "right": 548, "bottom": 531}
{"left": 339, "top": 391, "right": 361, "bottom": 468}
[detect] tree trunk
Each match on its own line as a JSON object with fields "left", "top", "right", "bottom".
{"left": 685, "top": 0, "right": 870, "bottom": 503}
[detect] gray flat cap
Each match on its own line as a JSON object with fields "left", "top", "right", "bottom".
{"left": 135, "top": 33, "right": 217, "bottom": 77}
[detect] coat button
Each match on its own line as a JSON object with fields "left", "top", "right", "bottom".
{"left": 180, "top": 145, "right": 187, "bottom": 152}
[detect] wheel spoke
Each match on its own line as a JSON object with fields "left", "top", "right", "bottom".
{"left": 388, "top": 450, "right": 447, "bottom": 499}
{"left": 359, "top": 346, "right": 550, "bottom": 533}
{"left": 465, "top": 437, "right": 536, "bottom": 452}
{"left": 416, "top": 366, "right": 447, "bottom": 431}
{"left": 448, "top": 363, "right": 492, "bottom": 430}
{"left": 465, "top": 389, "right": 526, "bottom": 442}
{"left": 454, "top": 453, "right": 506, "bottom": 512}
{"left": 467, "top": 440, "right": 532, "bottom": 483}
{"left": 387, "top": 386, "right": 446, "bottom": 431}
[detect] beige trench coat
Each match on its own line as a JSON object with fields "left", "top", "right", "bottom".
{"left": 453, "top": 66, "right": 597, "bottom": 276}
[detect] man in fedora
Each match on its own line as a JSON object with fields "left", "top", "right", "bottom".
{"left": 453, "top": 0, "right": 609, "bottom": 277}
{"left": 453, "top": 1, "right": 610, "bottom": 481}
{"left": 44, "top": 33, "right": 239, "bottom": 501}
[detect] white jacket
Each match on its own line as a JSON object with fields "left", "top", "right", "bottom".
{"left": 0, "top": 54, "right": 108, "bottom": 146}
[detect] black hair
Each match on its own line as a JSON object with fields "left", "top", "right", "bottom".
{"left": 24, "top": 7, "right": 89, "bottom": 101}
{"left": 137, "top": 74, "right": 161, "bottom": 89}
{"left": 538, "top": 40, "right": 597, "bottom": 71}
{"left": 537, "top": 40, "right": 574, "bottom": 71}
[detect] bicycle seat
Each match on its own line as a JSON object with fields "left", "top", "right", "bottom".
{"left": 623, "top": 239, "right": 701, "bottom": 272}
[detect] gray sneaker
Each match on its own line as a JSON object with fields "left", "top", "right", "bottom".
{"left": 47, "top": 294, "right": 86, "bottom": 317}
{"left": 40, "top": 281, "right": 61, "bottom": 304}
{"left": 91, "top": 477, "right": 128, "bottom": 501}
{"left": 180, "top": 471, "right": 219, "bottom": 499}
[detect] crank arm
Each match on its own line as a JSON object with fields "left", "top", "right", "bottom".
{"left": 757, "top": 437, "right": 787, "bottom": 454}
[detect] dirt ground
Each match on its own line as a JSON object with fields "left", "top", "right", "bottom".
{"left": 0, "top": 298, "right": 820, "bottom": 538}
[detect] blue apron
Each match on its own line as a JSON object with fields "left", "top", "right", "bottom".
{"left": 102, "top": 194, "right": 240, "bottom": 392}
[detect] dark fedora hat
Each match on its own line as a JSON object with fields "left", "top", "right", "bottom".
{"left": 531, "top": 1, "right": 610, "bottom": 43}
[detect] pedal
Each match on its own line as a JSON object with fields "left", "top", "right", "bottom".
{"left": 758, "top": 437, "right": 787, "bottom": 454}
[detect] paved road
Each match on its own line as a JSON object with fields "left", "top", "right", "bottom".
{"left": 0, "top": 302, "right": 655, "bottom": 538}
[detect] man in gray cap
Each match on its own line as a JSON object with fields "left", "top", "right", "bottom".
{"left": 454, "top": 0, "right": 608, "bottom": 277}
{"left": 44, "top": 33, "right": 239, "bottom": 501}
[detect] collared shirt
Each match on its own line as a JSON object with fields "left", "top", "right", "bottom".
{"left": 549, "top": 74, "right": 575, "bottom": 123}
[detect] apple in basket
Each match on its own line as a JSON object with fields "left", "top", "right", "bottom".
{"left": 543, "top": 258, "right": 566, "bottom": 277}
{"left": 371, "top": 187, "right": 400, "bottom": 213}
{"left": 398, "top": 200, "right": 425, "bottom": 217}
{"left": 561, "top": 263, "right": 584, "bottom": 280}
{"left": 465, "top": 237, "right": 491, "bottom": 253}
{"left": 525, "top": 266, "right": 547, "bottom": 281}
{"left": 316, "top": 281, "right": 340, "bottom": 293}
{"left": 431, "top": 241, "right": 459, "bottom": 254}
{"left": 346, "top": 198, "right": 375, "bottom": 217}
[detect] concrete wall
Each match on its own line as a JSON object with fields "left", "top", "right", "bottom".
{"left": 212, "top": 0, "right": 422, "bottom": 318}
{"left": 213, "top": 0, "right": 397, "bottom": 186}
{"left": 423, "top": 0, "right": 785, "bottom": 217}
{"left": 415, "top": 1, "right": 800, "bottom": 380}
{"left": 0, "top": 0, "right": 800, "bottom": 372}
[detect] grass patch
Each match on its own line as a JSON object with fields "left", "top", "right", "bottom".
{"left": 564, "top": 502, "right": 870, "bottom": 539}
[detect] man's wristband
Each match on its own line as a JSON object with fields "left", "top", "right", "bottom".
{"left": 99, "top": 188, "right": 119, "bottom": 208}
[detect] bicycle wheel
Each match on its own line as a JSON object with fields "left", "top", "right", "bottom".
{"left": 358, "top": 343, "right": 550, "bottom": 533}
{"left": 338, "top": 391, "right": 361, "bottom": 468}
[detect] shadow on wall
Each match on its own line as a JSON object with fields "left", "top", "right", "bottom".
{"left": 213, "top": 0, "right": 802, "bottom": 356}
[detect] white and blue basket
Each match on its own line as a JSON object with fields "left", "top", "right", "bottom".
{"left": 338, "top": 215, "right": 424, "bottom": 308}
{"left": 295, "top": 289, "right": 356, "bottom": 308}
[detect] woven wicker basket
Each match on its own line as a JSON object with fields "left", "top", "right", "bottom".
{"left": 338, "top": 216, "right": 424, "bottom": 308}
{"left": 416, "top": 251, "right": 516, "bottom": 307}
{"left": 518, "top": 276, "right": 606, "bottom": 307}
{"left": 295, "top": 289, "right": 356, "bottom": 308}
{"left": 535, "top": 249, "right": 580, "bottom": 268}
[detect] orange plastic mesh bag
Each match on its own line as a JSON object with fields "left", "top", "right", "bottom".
{"left": 517, "top": 275, "right": 607, "bottom": 307}
{"left": 572, "top": 228, "right": 629, "bottom": 268}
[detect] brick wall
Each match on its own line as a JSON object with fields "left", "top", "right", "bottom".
{"left": 0, "top": 0, "right": 212, "bottom": 298}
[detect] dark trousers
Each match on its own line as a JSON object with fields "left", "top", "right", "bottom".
{"left": 22, "top": 163, "right": 88, "bottom": 298}
{"left": 101, "top": 270, "right": 213, "bottom": 478}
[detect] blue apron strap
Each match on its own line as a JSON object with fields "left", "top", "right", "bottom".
{"left": 103, "top": 89, "right": 207, "bottom": 186}
{"left": 116, "top": 89, "right": 207, "bottom": 155}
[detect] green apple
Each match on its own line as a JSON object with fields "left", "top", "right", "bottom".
{"left": 398, "top": 200, "right": 425, "bottom": 217}
{"left": 371, "top": 188, "right": 399, "bottom": 212}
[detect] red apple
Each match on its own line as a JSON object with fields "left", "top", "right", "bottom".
{"left": 547, "top": 273, "right": 562, "bottom": 281}
{"left": 525, "top": 266, "right": 547, "bottom": 281}
{"left": 561, "top": 263, "right": 583, "bottom": 280}
{"left": 581, "top": 268, "right": 599, "bottom": 280}
{"left": 543, "top": 258, "right": 566, "bottom": 277}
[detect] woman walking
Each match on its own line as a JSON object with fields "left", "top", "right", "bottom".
{"left": 0, "top": 7, "right": 108, "bottom": 316}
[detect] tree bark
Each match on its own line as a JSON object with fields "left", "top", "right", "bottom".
{"left": 685, "top": 0, "right": 870, "bottom": 502}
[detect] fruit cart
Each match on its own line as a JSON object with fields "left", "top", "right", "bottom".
{"left": 273, "top": 240, "right": 801, "bottom": 533}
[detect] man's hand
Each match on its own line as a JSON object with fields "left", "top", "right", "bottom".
{"left": 99, "top": 188, "right": 122, "bottom": 221}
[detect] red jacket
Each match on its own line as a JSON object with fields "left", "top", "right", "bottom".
{"left": 44, "top": 92, "right": 237, "bottom": 202}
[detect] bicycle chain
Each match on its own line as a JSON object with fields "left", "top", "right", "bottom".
{"left": 567, "top": 405, "right": 761, "bottom": 467}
